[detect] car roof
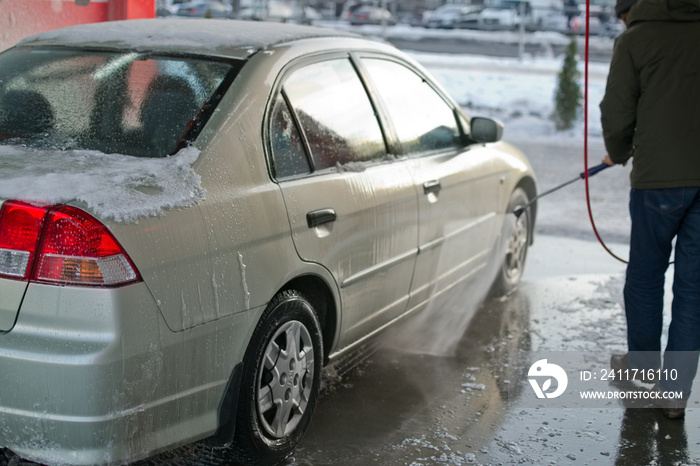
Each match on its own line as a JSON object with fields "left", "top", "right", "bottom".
{"left": 17, "top": 18, "right": 360, "bottom": 60}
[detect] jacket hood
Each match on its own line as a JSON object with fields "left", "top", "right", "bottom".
{"left": 628, "top": 0, "right": 700, "bottom": 24}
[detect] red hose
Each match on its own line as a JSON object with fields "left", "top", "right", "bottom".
{"left": 582, "top": 2, "right": 628, "bottom": 264}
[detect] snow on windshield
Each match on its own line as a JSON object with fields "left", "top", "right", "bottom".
{"left": 0, "top": 146, "right": 204, "bottom": 223}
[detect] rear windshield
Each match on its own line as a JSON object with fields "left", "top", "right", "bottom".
{"left": 0, "top": 47, "right": 239, "bottom": 157}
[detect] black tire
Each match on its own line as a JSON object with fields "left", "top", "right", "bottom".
{"left": 230, "top": 290, "right": 323, "bottom": 465}
{"left": 490, "top": 187, "right": 530, "bottom": 297}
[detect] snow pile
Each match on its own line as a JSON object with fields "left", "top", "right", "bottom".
{"left": 0, "top": 146, "right": 205, "bottom": 223}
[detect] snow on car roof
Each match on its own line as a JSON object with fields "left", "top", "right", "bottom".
{"left": 17, "top": 18, "right": 358, "bottom": 59}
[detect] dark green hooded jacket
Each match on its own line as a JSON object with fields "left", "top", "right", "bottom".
{"left": 599, "top": 0, "right": 700, "bottom": 189}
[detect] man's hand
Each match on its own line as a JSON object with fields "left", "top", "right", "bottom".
{"left": 602, "top": 154, "right": 615, "bottom": 166}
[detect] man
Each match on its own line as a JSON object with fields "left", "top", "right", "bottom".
{"left": 600, "top": 0, "right": 700, "bottom": 419}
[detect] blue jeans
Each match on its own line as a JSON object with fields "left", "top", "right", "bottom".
{"left": 625, "top": 188, "right": 700, "bottom": 398}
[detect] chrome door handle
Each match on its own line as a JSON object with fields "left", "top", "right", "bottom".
{"left": 423, "top": 180, "right": 442, "bottom": 195}
{"left": 306, "top": 208, "right": 337, "bottom": 228}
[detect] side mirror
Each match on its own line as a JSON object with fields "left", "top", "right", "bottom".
{"left": 470, "top": 117, "right": 503, "bottom": 144}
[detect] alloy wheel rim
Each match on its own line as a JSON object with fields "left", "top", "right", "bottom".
{"left": 256, "top": 320, "right": 314, "bottom": 439}
{"left": 505, "top": 210, "right": 528, "bottom": 280}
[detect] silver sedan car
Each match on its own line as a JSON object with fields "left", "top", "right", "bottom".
{"left": 0, "top": 19, "right": 536, "bottom": 465}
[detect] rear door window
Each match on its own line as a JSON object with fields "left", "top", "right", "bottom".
{"left": 269, "top": 93, "right": 311, "bottom": 178}
{"left": 280, "top": 58, "right": 387, "bottom": 171}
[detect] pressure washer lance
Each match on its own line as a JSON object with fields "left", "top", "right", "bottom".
{"left": 513, "top": 163, "right": 611, "bottom": 218}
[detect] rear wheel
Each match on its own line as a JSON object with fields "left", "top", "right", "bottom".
{"left": 230, "top": 290, "right": 323, "bottom": 465}
{"left": 491, "top": 187, "right": 530, "bottom": 296}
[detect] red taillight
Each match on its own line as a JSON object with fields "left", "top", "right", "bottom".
{"left": 0, "top": 201, "right": 141, "bottom": 286}
{"left": 0, "top": 201, "right": 47, "bottom": 279}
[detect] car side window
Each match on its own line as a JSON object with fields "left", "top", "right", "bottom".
{"left": 361, "top": 58, "right": 461, "bottom": 156}
{"left": 270, "top": 93, "right": 311, "bottom": 178}
{"left": 282, "top": 59, "right": 386, "bottom": 170}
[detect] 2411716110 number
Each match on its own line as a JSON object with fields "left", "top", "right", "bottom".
{"left": 580, "top": 368, "right": 679, "bottom": 382}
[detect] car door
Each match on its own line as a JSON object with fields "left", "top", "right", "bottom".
{"left": 269, "top": 57, "right": 419, "bottom": 350}
{"left": 358, "top": 56, "right": 502, "bottom": 311}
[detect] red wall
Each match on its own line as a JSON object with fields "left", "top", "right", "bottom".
{"left": 0, "top": 0, "right": 155, "bottom": 51}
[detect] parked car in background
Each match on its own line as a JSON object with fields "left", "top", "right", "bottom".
{"left": 296, "top": 5, "right": 323, "bottom": 23}
{"left": 348, "top": 6, "right": 396, "bottom": 25}
{"left": 540, "top": 10, "right": 570, "bottom": 32}
{"left": 477, "top": 0, "right": 520, "bottom": 30}
{"left": 155, "top": 0, "right": 186, "bottom": 15}
{"left": 478, "top": 0, "right": 526, "bottom": 30}
{"left": 477, "top": 0, "right": 560, "bottom": 31}
{"left": 569, "top": 4, "right": 624, "bottom": 36}
{"left": 238, "top": 0, "right": 300, "bottom": 23}
{"left": 398, "top": 11, "right": 424, "bottom": 26}
{"left": 175, "top": 1, "right": 233, "bottom": 18}
{"left": 423, "top": 3, "right": 483, "bottom": 29}
{"left": 0, "top": 18, "right": 536, "bottom": 466}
